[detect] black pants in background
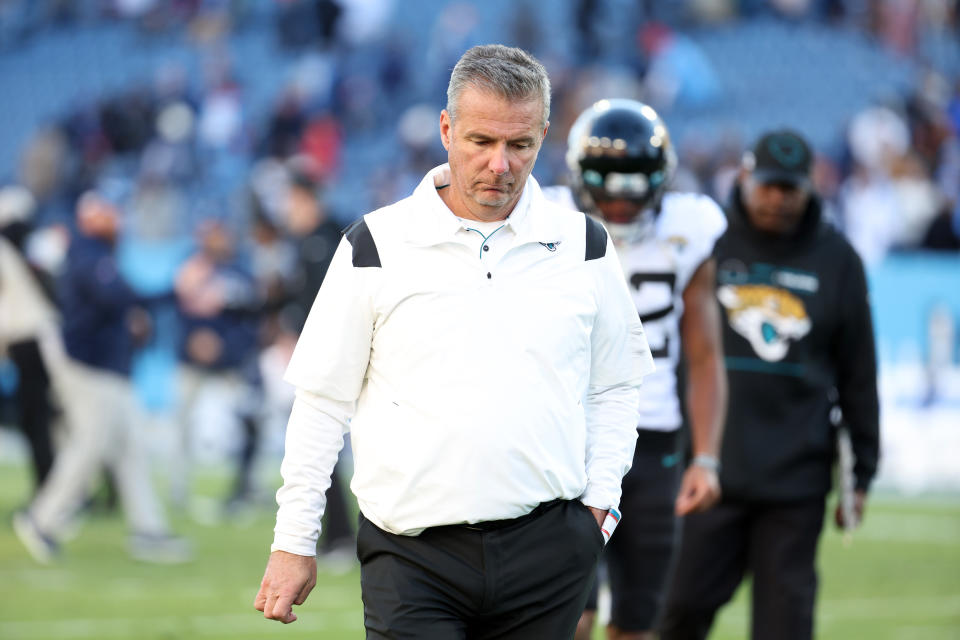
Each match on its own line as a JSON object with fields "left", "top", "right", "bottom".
{"left": 660, "top": 497, "right": 826, "bottom": 640}
{"left": 7, "top": 339, "right": 54, "bottom": 491}
{"left": 320, "top": 463, "right": 354, "bottom": 550}
{"left": 585, "top": 429, "right": 684, "bottom": 631}
{"left": 357, "top": 499, "right": 604, "bottom": 639}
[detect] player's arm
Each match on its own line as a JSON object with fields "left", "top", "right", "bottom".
{"left": 675, "top": 257, "right": 727, "bottom": 516}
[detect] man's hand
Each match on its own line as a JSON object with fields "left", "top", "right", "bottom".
{"left": 126, "top": 307, "right": 153, "bottom": 346}
{"left": 254, "top": 550, "right": 317, "bottom": 624}
{"left": 185, "top": 328, "right": 224, "bottom": 366}
{"left": 675, "top": 465, "right": 721, "bottom": 516}
{"left": 586, "top": 506, "right": 607, "bottom": 528}
{"left": 834, "top": 489, "right": 867, "bottom": 529}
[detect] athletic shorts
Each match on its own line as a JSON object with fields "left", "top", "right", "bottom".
{"left": 584, "top": 428, "right": 684, "bottom": 631}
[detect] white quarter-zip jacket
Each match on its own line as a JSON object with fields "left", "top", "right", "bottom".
{"left": 273, "top": 165, "right": 655, "bottom": 556}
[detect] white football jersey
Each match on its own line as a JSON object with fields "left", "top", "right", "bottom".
{"left": 542, "top": 186, "right": 727, "bottom": 430}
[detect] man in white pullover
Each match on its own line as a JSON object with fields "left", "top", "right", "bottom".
{"left": 254, "top": 44, "right": 655, "bottom": 639}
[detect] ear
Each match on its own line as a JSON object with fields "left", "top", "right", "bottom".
{"left": 440, "top": 110, "right": 452, "bottom": 151}
{"left": 541, "top": 120, "right": 550, "bottom": 143}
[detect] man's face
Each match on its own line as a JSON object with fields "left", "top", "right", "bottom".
{"left": 199, "top": 223, "right": 233, "bottom": 261}
{"left": 78, "top": 197, "right": 120, "bottom": 241}
{"left": 287, "top": 185, "right": 321, "bottom": 235}
{"left": 595, "top": 198, "right": 644, "bottom": 225}
{"left": 440, "top": 85, "right": 548, "bottom": 222}
{"left": 742, "top": 174, "right": 811, "bottom": 235}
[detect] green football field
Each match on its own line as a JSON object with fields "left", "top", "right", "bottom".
{"left": 0, "top": 462, "right": 958, "bottom": 640}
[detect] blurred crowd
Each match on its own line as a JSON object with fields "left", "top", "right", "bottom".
{"left": 2, "top": 0, "right": 959, "bottom": 253}
{"left": 0, "top": 0, "right": 959, "bottom": 555}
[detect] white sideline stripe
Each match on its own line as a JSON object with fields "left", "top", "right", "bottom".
{"left": 0, "top": 611, "right": 363, "bottom": 638}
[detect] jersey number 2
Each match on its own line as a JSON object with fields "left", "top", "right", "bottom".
{"left": 629, "top": 272, "right": 677, "bottom": 359}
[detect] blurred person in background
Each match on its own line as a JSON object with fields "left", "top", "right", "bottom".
{"left": 13, "top": 189, "right": 190, "bottom": 565}
{"left": 277, "top": 168, "right": 342, "bottom": 333}
{"left": 546, "top": 99, "right": 727, "bottom": 640}
{"left": 275, "top": 0, "right": 344, "bottom": 52}
{"left": 254, "top": 44, "right": 654, "bottom": 636}
{"left": 0, "top": 185, "right": 59, "bottom": 494}
{"left": 244, "top": 209, "right": 298, "bottom": 488}
{"left": 660, "top": 130, "right": 880, "bottom": 640}
{"left": 171, "top": 219, "right": 260, "bottom": 515}
{"left": 838, "top": 104, "right": 944, "bottom": 265}
{"left": 921, "top": 199, "right": 960, "bottom": 250}
{"left": 242, "top": 161, "right": 354, "bottom": 545}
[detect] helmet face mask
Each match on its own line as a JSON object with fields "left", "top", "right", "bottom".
{"left": 567, "top": 99, "right": 677, "bottom": 229}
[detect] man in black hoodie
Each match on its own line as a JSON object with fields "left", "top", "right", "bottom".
{"left": 660, "top": 130, "right": 880, "bottom": 640}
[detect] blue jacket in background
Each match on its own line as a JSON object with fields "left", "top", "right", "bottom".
{"left": 176, "top": 263, "right": 259, "bottom": 372}
{"left": 60, "top": 236, "right": 141, "bottom": 376}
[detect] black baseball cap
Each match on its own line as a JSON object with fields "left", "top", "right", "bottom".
{"left": 746, "top": 129, "right": 813, "bottom": 186}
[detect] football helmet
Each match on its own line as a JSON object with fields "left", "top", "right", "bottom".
{"left": 566, "top": 99, "right": 677, "bottom": 229}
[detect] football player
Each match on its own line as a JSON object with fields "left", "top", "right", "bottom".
{"left": 544, "top": 99, "right": 728, "bottom": 640}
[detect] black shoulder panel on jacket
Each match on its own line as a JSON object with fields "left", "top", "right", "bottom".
{"left": 343, "top": 217, "right": 381, "bottom": 268}
{"left": 584, "top": 215, "right": 607, "bottom": 261}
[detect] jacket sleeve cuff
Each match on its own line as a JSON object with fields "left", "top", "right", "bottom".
{"left": 270, "top": 532, "right": 318, "bottom": 557}
{"left": 579, "top": 486, "right": 619, "bottom": 512}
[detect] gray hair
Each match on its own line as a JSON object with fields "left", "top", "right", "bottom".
{"left": 446, "top": 44, "right": 551, "bottom": 128}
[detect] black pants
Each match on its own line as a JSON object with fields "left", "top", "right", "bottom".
{"left": 7, "top": 339, "right": 54, "bottom": 491}
{"left": 660, "top": 497, "right": 826, "bottom": 640}
{"left": 357, "top": 499, "right": 604, "bottom": 639}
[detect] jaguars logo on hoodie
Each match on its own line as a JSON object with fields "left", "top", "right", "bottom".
{"left": 717, "top": 283, "right": 811, "bottom": 362}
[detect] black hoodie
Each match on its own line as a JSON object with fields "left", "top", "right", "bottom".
{"left": 712, "top": 184, "right": 880, "bottom": 501}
